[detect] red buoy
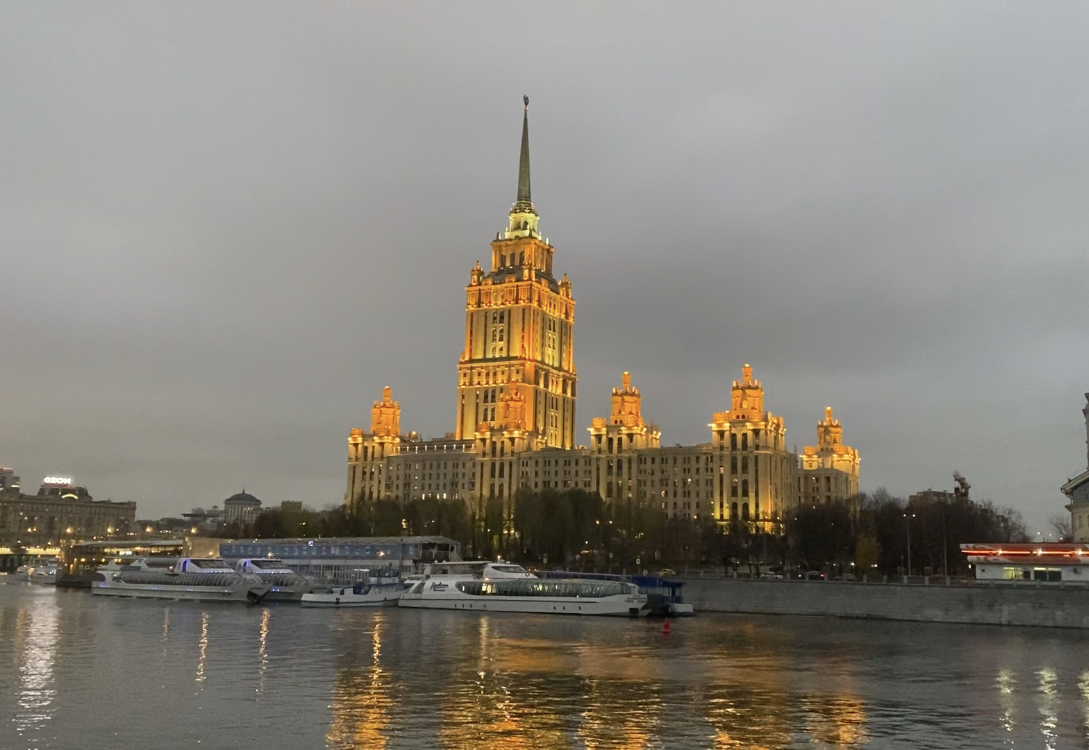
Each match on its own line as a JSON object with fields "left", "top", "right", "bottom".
{"left": 662, "top": 619, "right": 671, "bottom": 634}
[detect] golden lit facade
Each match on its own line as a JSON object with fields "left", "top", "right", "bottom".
{"left": 345, "top": 100, "right": 861, "bottom": 525}
{"left": 455, "top": 98, "right": 577, "bottom": 451}
{"left": 798, "top": 406, "right": 861, "bottom": 507}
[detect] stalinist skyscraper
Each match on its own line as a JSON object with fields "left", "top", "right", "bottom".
{"left": 346, "top": 97, "right": 860, "bottom": 526}
{"left": 455, "top": 96, "right": 577, "bottom": 449}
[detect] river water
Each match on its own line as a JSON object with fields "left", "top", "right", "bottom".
{"left": 2, "top": 579, "right": 1088, "bottom": 749}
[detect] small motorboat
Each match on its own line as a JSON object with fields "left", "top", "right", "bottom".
{"left": 301, "top": 579, "right": 405, "bottom": 607}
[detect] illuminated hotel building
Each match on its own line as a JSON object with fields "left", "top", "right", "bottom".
{"left": 346, "top": 99, "right": 860, "bottom": 527}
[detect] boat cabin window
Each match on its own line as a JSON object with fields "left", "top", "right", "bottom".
{"left": 491, "top": 565, "right": 528, "bottom": 574}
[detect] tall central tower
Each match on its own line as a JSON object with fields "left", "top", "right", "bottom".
{"left": 456, "top": 97, "right": 577, "bottom": 448}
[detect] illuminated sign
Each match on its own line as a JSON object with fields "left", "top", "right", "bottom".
{"left": 44, "top": 476, "right": 72, "bottom": 485}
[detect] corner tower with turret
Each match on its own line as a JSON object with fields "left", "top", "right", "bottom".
{"left": 456, "top": 97, "right": 577, "bottom": 449}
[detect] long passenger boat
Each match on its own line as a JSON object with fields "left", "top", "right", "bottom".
{"left": 233, "top": 558, "right": 319, "bottom": 601}
{"left": 398, "top": 561, "right": 647, "bottom": 617}
{"left": 91, "top": 557, "right": 270, "bottom": 603}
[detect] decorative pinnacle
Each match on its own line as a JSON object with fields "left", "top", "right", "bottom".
{"left": 516, "top": 95, "right": 531, "bottom": 203}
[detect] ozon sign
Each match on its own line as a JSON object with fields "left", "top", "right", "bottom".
{"left": 44, "top": 476, "right": 72, "bottom": 485}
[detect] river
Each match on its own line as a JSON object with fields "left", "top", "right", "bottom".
{"left": 1, "top": 579, "right": 1088, "bottom": 748}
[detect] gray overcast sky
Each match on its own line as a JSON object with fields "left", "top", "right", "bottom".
{"left": 2, "top": 3, "right": 1087, "bottom": 535}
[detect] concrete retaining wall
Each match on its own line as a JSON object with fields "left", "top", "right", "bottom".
{"left": 682, "top": 577, "right": 1089, "bottom": 629}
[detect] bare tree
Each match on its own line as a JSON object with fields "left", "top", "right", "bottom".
{"left": 1049, "top": 513, "right": 1073, "bottom": 543}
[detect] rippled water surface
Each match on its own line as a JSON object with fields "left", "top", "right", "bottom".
{"left": 2, "top": 579, "right": 1089, "bottom": 748}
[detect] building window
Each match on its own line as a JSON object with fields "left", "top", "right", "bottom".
{"left": 731, "top": 434, "right": 737, "bottom": 451}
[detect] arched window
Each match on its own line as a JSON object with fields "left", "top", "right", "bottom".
{"left": 607, "top": 481, "right": 613, "bottom": 498}
{"left": 730, "top": 434, "right": 737, "bottom": 451}
{"left": 498, "top": 463, "right": 505, "bottom": 478}
{"left": 501, "top": 254, "right": 506, "bottom": 267}
{"left": 498, "top": 483, "right": 504, "bottom": 498}
{"left": 491, "top": 329, "right": 497, "bottom": 342}
{"left": 742, "top": 456, "right": 749, "bottom": 474}
{"left": 492, "top": 311, "right": 498, "bottom": 323}
{"left": 499, "top": 311, "right": 505, "bottom": 323}
{"left": 490, "top": 345, "right": 496, "bottom": 357}
{"left": 742, "top": 479, "right": 749, "bottom": 497}
{"left": 742, "top": 433, "right": 748, "bottom": 451}
{"left": 608, "top": 437, "right": 614, "bottom": 453}
{"left": 618, "top": 436, "right": 624, "bottom": 451}
{"left": 617, "top": 459, "right": 623, "bottom": 476}
{"left": 731, "top": 456, "right": 737, "bottom": 473}
{"left": 742, "top": 502, "right": 750, "bottom": 520}
{"left": 731, "top": 502, "right": 739, "bottom": 520}
{"left": 498, "top": 329, "right": 504, "bottom": 342}
{"left": 518, "top": 251, "right": 525, "bottom": 265}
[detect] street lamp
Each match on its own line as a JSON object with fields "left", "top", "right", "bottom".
{"left": 903, "top": 512, "right": 916, "bottom": 578}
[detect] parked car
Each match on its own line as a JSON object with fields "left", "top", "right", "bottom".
{"left": 658, "top": 568, "right": 676, "bottom": 577}
{"left": 833, "top": 574, "right": 857, "bottom": 582}
{"left": 804, "top": 571, "right": 825, "bottom": 580}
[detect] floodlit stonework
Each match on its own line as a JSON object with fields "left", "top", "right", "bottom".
{"left": 345, "top": 100, "right": 861, "bottom": 527}
{"left": 799, "top": 407, "right": 861, "bottom": 508}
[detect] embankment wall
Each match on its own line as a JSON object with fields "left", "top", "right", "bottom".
{"left": 682, "top": 578, "right": 1089, "bottom": 629}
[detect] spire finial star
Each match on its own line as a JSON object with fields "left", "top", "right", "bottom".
{"left": 523, "top": 94, "right": 529, "bottom": 110}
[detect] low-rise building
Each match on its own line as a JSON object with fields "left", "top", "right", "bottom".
{"left": 0, "top": 478, "right": 136, "bottom": 545}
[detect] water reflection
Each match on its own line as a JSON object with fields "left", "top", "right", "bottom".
{"left": 1037, "top": 667, "right": 1058, "bottom": 750}
{"left": 996, "top": 668, "right": 1017, "bottom": 745}
{"left": 13, "top": 592, "right": 59, "bottom": 742}
{"left": 327, "top": 612, "right": 392, "bottom": 750}
{"left": 257, "top": 607, "right": 270, "bottom": 694}
{"left": 1079, "top": 671, "right": 1089, "bottom": 744}
{"left": 196, "top": 611, "right": 209, "bottom": 686}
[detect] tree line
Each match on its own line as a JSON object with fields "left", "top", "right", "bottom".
{"left": 222, "top": 487, "right": 1028, "bottom": 578}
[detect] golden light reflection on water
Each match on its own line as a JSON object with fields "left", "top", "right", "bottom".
{"left": 327, "top": 612, "right": 391, "bottom": 750}
{"left": 196, "top": 611, "right": 209, "bottom": 686}
{"left": 1037, "top": 667, "right": 1058, "bottom": 750}
{"left": 996, "top": 668, "right": 1017, "bottom": 745}
{"left": 578, "top": 677, "right": 660, "bottom": 750}
{"left": 257, "top": 607, "right": 271, "bottom": 694}
{"left": 13, "top": 594, "right": 59, "bottom": 741}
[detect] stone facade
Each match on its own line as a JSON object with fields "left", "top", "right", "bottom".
{"left": 223, "top": 491, "right": 262, "bottom": 526}
{"left": 0, "top": 488, "right": 136, "bottom": 545}
{"left": 1062, "top": 393, "right": 1089, "bottom": 542}
{"left": 799, "top": 407, "right": 861, "bottom": 508}
{"left": 345, "top": 101, "right": 860, "bottom": 528}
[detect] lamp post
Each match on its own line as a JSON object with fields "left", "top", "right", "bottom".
{"left": 903, "top": 512, "right": 916, "bottom": 578}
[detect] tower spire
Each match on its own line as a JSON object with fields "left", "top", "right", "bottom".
{"left": 505, "top": 95, "right": 539, "bottom": 240}
{"left": 517, "top": 95, "right": 531, "bottom": 203}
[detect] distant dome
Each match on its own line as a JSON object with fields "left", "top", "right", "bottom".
{"left": 225, "top": 491, "right": 260, "bottom": 505}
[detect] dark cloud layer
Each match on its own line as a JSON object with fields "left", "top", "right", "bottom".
{"left": 3, "top": 4, "right": 1087, "bottom": 535}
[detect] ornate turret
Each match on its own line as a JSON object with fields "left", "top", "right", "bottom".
{"left": 370, "top": 386, "right": 401, "bottom": 438}
{"left": 590, "top": 371, "right": 660, "bottom": 451}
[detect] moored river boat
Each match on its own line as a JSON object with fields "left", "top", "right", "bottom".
{"left": 92, "top": 557, "right": 270, "bottom": 603}
{"left": 398, "top": 561, "right": 647, "bottom": 617}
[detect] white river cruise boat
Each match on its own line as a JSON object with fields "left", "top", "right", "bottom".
{"left": 398, "top": 561, "right": 648, "bottom": 617}
{"left": 233, "top": 558, "right": 319, "bottom": 601}
{"left": 301, "top": 577, "right": 406, "bottom": 607}
{"left": 92, "top": 557, "right": 271, "bottom": 603}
